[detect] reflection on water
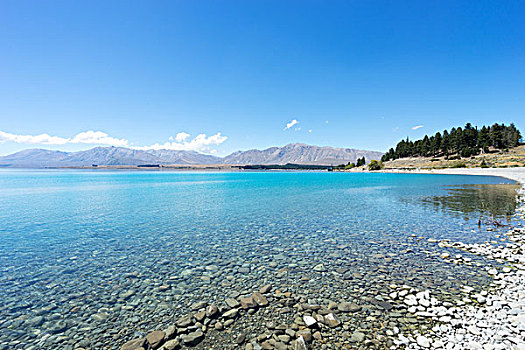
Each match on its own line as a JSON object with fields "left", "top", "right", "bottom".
{"left": 423, "top": 183, "right": 520, "bottom": 222}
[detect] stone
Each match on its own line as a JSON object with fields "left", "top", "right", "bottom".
{"left": 236, "top": 333, "right": 246, "bottom": 344}
{"left": 27, "top": 316, "right": 44, "bottom": 327}
{"left": 278, "top": 334, "right": 290, "bottom": 343}
{"left": 158, "top": 285, "right": 170, "bottom": 291}
{"left": 416, "top": 335, "right": 430, "bottom": 348}
{"left": 261, "top": 341, "right": 273, "bottom": 349}
{"left": 121, "top": 338, "right": 145, "bottom": 350}
{"left": 225, "top": 298, "right": 240, "bottom": 308}
{"left": 294, "top": 336, "right": 308, "bottom": 350}
{"left": 194, "top": 311, "right": 206, "bottom": 322}
{"left": 252, "top": 292, "right": 269, "bottom": 306}
{"left": 164, "top": 325, "right": 177, "bottom": 339}
{"left": 206, "top": 304, "right": 218, "bottom": 318}
{"left": 260, "top": 284, "right": 272, "bottom": 294}
{"left": 191, "top": 301, "right": 207, "bottom": 311}
{"left": 181, "top": 331, "right": 204, "bottom": 346}
{"left": 175, "top": 314, "right": 193, "bottom": 328}
{"left": 303, "top": 315, "right": 317, "bottom": 327}
{"left": 338, "top": 302, "right": 362, "bottom": 313}
{"left": 91, "top": 312, "right": 110, "bottom": 322}
{"left": 240, "top": 296, "right": 257, "bottom": 309}
{"left": 146, "top": 331, "right": 165, "bottom": 349}
{"left": 296, "top": 329, "right": 312, "bottom": 342}
{"left": 223, "top": 308, "right": 239, "bottom": 319}
{"left": 376, "top": 301, "right": 393, "bottom": 310}
{"left": 350, "top": 331, "right": 365, "bottom": 343}
{"left": 120, "top": 290, "right": 136, "bottom": 300}
{"left": 46, "top": 320, "right": 68, "bottom": 334}
{"left": 275, "top": 341, "right": 287, "bottom": 349}
{"left": 163, "top": 339, "right": 180, "bottom": 350}
{"left": 313, "top": 264, "right": 326, "bottom": 272}
{"left": 323, "top": 313, "right": 341, "bottom": 328}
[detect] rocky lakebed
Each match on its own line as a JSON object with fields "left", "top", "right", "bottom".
{"left": 0, "top": 170, "right": 524, "bottom": 350}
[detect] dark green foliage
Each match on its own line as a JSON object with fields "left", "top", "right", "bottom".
{"left": 382, "top": 123, "right": 522, "bottom": 161}
{"left": 356, "top": 157, "right": 366, "bottom": 167}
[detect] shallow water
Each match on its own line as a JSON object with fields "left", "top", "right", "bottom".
{"left": 0, "top": 170, "right": 519, "bottom": 349}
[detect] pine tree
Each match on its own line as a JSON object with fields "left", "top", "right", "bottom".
{"left": 382, "top": 122, "right": 521, "bottom": 161}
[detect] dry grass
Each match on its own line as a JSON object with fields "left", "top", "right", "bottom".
{"left": 383, "top": 145, "right": 525, "bottom": 170}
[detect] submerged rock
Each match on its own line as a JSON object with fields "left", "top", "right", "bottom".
{"left": 121, "top": 338, "right": 145, "bottom": 350}
{"left": 181, "top": 331, "right": 204, "bottom": 346}
{"left": 337, "top": 302, "right": 362, "bottom": 313}
{"left": 146, "top": 330, "right": 165, "bottom": 349}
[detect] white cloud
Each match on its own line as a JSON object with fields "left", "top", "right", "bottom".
{"left": 0, "top": 129, "right": 227, "bottom": 153}
{"left": 0, "top": 130, "right": 129, "bottom": 147}
{"left": 135, "top": 132, "right": 227, "bottom": 153}
{"left": 284, "top": 119, "right": 299, "bottom": 130}
{"left": 308, "top": 129, "right": 312, "bottom": 133}
{"left": 411, "top": 125, "right": 424, "bottom": 130}
{"left": 175, "top": 132, "right": 190, "bottom": 142}
{"left": 70, "top": 131, "right": 129, "bottom": 146}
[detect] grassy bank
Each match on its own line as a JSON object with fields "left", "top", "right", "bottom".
{"left": 381, "top": 145, "right": 525, "bottom": 170}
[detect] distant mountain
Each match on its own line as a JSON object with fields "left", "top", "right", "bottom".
{"left": 0, "top": 147, "right": 222, "bottom": 168}
{"left": 0, "top": 149, "right": 69, "bottom": 168}
{"left": 147, "top": 149, "right": 221, "bottom": 165}
{"left": 223, "top": 143, "right": 384, "bottom": 165}
{"left": 0, "top": 144, "right": 383, "bottom": 168}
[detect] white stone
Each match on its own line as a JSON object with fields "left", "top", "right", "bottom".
{"left": 416, "top": 335, "right": 431, "bottom": 348}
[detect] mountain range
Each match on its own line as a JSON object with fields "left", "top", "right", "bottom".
{"left": 0, "top": 143, "right": 384, "bottom": 168}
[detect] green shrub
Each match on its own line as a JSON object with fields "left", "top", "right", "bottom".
{"left": 368, "top": 160, "right": 383, "bottom": 171}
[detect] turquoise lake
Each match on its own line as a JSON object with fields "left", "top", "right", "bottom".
{"left": 0, "top": 170, "right": 519, "bottom": 349}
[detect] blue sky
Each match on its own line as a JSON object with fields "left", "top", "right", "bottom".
{"left": 0, "top": 0, "right": 524, "bottom": 156}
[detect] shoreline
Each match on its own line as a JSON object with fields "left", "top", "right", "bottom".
{"left": 391, "top": 167, "right": 525, "bottom": 349}
{"left": 379, "top": 167, "right": 525, "bottom": 184}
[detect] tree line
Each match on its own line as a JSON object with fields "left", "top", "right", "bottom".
{"left": 333, "top": 156, "right": 366, "bottom": 170}
{"left": 382, "top": 123, "right": 522, "bottom": 162}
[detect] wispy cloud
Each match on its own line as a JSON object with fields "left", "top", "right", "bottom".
{"left": 411, "top": 125, "right": 424, "bottom": 130}
{"left": 284, "top": 119, "right": 299, "bottom": 130}
{"left": 0, "top": 130, "right": 129, "bottom": 146}
{"left": 134, "top": 133, "right": 227, "bottom": 153}
{"left": 0, "top": 130, "right": 228, "bottom": 153}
